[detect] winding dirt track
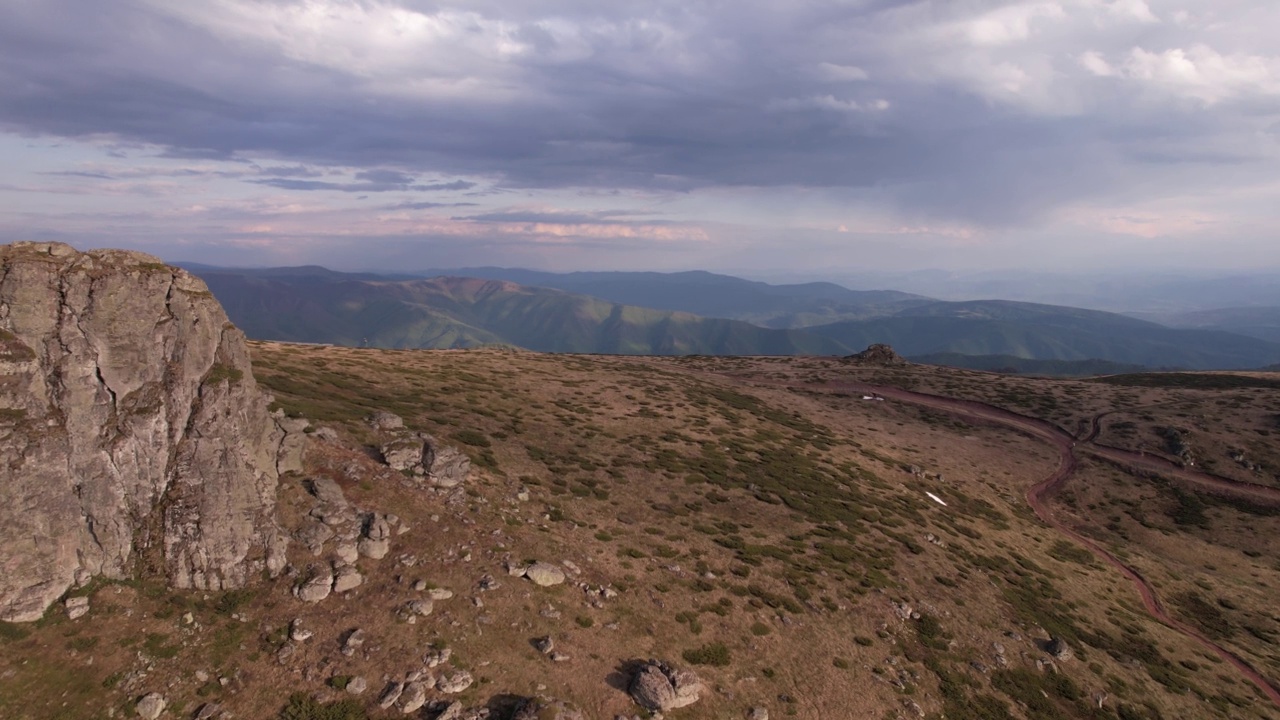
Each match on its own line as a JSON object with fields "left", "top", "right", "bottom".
{"left": 828, "top": 381, "right": 1280, "bottom": 709}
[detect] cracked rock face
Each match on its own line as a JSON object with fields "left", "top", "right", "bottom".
{"left": 0, "top": 242, "right": 288, "bottom": 622}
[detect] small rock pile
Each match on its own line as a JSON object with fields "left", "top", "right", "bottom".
{"left": 368, "top": 411, "right": 471, "bottom": 488}
{"left": 292, "top": 478, "right": 408, "bottom": 603}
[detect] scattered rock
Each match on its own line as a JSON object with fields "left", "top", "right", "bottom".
{"left": 309, "top": 478, "right": 348, "bottom": 508}
{"left": 427, "top": 588, "right": 454, "bottom": 601}
{"left": 294, "top": 569, "right": 333, "bottom": 603}
{"left": 513, "top": 698, "right": 584, "bottom": 720}
{"left": 193, "top": 703, "right": 223, "bottom": 720}
{"left": 346, "top": 676, "right": 368, "bottom": 695}
{"left": 424, "top": 647, "right": 453, "bottom": 668}
{"left": 378, "top": 682, "right": 404, "bottom": 709}
{"left": 435, "top": 701, "right": 465, "bottom": 720}
{"left": 400, "top": 681, "right": 429, "bottom": 713}
{"left": 289, "top": 619, "right": 312, "bottom": 642}
{"left": 333, "top": 566, "right": 363, "bottom": 593}
{"left": 628, "top": 660, "right": 703, "bottom": 711}
{"left": 367, "top": 411, "right": 405, "bottom": 431}
{"left": 1047, "top": 637, "right": 1073, "bottom": 661}
{"left": 334, "top": 542, "right": 359, "bottom": 565}
{"left": 437, "top": 670, "right": 474, "bottom": 694}
{"left": 341, "top": 628, "right": 365, "bottom": 657}
{"left": 407, "top": 599, "right": 434, "bottom": 617}
{"left": 425, "top": 443, "right": 470, "bottom": 488}
{"left": 747, "top": 708, "right": 769, "bottom": 720}
{"left": 135, "top": 693, "right": 166, "bottom": 719}
{"left": 296, "top": 521, "right": 335, "bottom": 556}
{"left": 533, "top": 636, "right": 555, "bottom": 654}
{"left": 65, "top": 596, "right": 90, "bottom": 620}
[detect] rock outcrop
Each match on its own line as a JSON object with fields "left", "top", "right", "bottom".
{"left": 0, "top": 242, "right": 288, "bottom": 622}
{"left": 845, "top": 343, "right": 907, "bottom": 365}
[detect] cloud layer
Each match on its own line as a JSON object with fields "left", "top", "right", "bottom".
{"left": 1, "top": 0, "right": 1278, "bottom": 272}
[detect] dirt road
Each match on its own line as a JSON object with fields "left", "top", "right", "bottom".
{"left": 828, "top": 381, "right": 1280, "bottom": 708}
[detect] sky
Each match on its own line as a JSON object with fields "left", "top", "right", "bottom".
{"left": 1, "top": 0, "right": 1278, "bottom": 276}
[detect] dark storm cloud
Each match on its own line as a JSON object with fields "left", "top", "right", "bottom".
{"left": 2, "top": 0, "right": 1277, "bottom": 227}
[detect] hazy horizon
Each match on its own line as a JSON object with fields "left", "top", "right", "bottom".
{"left": 3, "top": 1, "right": 1279, "bottom": 275}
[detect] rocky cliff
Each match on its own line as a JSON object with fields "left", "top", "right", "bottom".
{"left": 0, "top": 242, "right": 288, "bottom": 622}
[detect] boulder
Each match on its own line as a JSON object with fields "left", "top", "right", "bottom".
{"left": 437, "top": 670, "right": 474, "bottom": 694}
{"left": 1047, "top": 637, "right": 1073, "bottom": 661}
{"left": 294, "top": 569, "right": 333, "bottom": 603}
{"left": 333, "top": 566, "right": 363, "bottom": 593}
{"left": 399, "top": 681, "right": 429, "bottom": 713}
{"left": 380, "top": 435, "right": 425, "bottom": 473}
{"left": 275, "top": 416, "right": 310, "bottom": 475}
{"left": 135, "top": 693, "right": 166, "bottom": 719}
{"left": 309, "top": 478, "right": 348, "bottom": 508}
{"left": 367, "top": 411, "right": 404, "bottom": 431}
{"left": 64, "top": 595, "right": 90, "bottom": 620}
{"left": 628, "top": 660, "right": 703, "bottom": 712}
{"left": 424, "top": 442, "right": 470, "bottom": 488}
{"left": 377, "top": 682, "right": 404, "bottom": 709}
{"left": 0, "top": 243, "right": 287, "bottom": 622}
{"left": 524, "top": 562, "right": 566, "bottom": 587}
{"left": 341, "top": 628, "right": 365, "bottom": 657}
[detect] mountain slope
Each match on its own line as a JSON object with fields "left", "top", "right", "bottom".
{"left": 421, "top": 267, "right": 932, "bottom": 327}
{"left": 1129, "top": 306, "right": 1280, "bottom": 344}
{"left": 195, "top": 271, "right": 850, "bottom": 355}
{"left": 806, "top": 300, "right": 1280, "bottom": 369}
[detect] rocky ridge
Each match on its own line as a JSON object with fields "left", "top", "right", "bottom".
{"left": 0, "top": 242, "right": 296, "bottom": 621}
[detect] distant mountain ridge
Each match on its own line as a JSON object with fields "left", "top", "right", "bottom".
{"left": 193, "top": 270, "right": 847, "bottom": 356}
{"left": 419, "top": 267, "right": 932, "bottom": 327}
{"left": 183, "top": 264, "right": 1280, "bottom": 369}
{"left": 1126, "top": 306, "right": 1280, "bottom": 344}
{"left": 805, "top": 299, "right": 1280, "bottom": 370}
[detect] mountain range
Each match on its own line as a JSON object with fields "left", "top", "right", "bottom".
{"left": 184, "top": 265, "right": 1280, "bottom": 370}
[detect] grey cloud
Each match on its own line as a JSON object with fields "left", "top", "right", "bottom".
{"left": 388, "top": 201, "right": 480, "bottom": 210}
{"left": 1, "top": 0, "right": 1278, "bottom": 228}
{"left": 416, "top": 180, "right": 477, "bottom": 191}
{"left": 461, "top": 209, "right": 656, "bottom": 224}
{"left": 250, "top": 177, "right": 477, "bottom": 193}
{"left": 256, "top": 164, "right": 324, "bottom": 178}
{"left": 354, "top": 168, "right": 416, "bottom": 185}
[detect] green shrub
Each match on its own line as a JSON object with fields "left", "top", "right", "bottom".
{"left": 683, "top": 642, "right": 731, "bottom": 667}
{"left": 452, "top": 430, "right": 491, "bottom": 448}
{"left": 278, "top": 693, "right": 368, "bottom": 720}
